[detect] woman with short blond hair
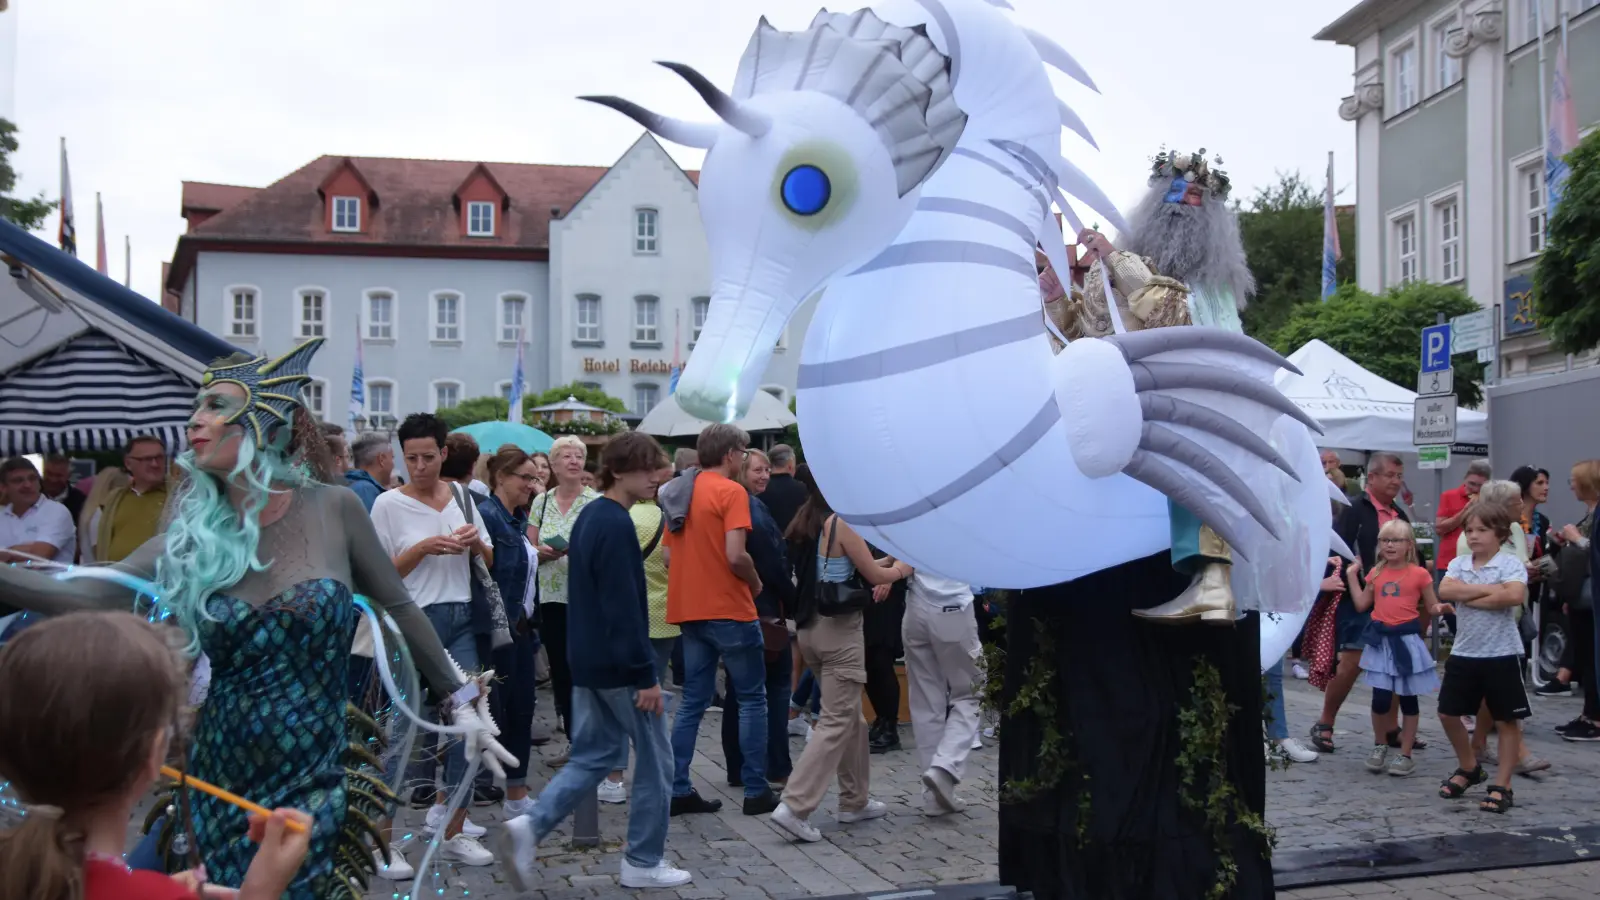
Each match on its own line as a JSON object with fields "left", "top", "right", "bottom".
{"left": 530, "top": 435, "right": 599, "bottom": 761}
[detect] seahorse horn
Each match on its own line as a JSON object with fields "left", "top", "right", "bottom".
{"left": 577, "top": 96, "right": 718, "bottom": 149}
{"left": 656, "top": 61, "right": 772, "bottom": 138}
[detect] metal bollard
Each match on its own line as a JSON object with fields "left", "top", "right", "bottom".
{"left": 571, "top": 787, "right": 600, "bottom": 848}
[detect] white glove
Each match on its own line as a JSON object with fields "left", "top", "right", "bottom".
{"left": 450, "top": 670, "right": 518, "bottom": 779}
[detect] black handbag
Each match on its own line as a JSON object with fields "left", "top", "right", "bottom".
{"left": 816, "top": 516, "right": 872, "bottom": 617}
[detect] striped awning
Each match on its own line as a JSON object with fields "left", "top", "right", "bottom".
{"left": 0, "top": 330, "right": 195, "bottom": 455}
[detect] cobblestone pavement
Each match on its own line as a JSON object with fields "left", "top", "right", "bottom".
{"left": 353, "top": 674, "right": 1597, "bottom": 898}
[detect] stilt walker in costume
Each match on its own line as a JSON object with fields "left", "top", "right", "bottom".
{"left": 0, "top": 339, "right": 515, "bottom": 899}
{"left": 577, "top": 2, "right": 1336, "bottom": 896}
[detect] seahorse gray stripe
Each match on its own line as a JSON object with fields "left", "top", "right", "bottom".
{"left": 796, "top": 25, "right": 826, "bottom": 90}
{"left": 797, "top": 311, "right": 1042, "bottom": 390}
{"left": 837, "top": 398, "right": 1061, "bottom": 527}
{"left": 916, "top": 197, "right": 1035, "bottom": 245}
{"left": 991, "top": 139, "right": 1057, "bottom": 191}
{"left": 847, "top": 46, "right": 891, "bottom": 106}
{"left": 913, "top": 0, "right": 962, "bottom": 85}
{"left": 852, "top": 240, "right": 1037, "bottom": 279}
{"left": 951, "top": 148, "right": 1050, "bottom": 218}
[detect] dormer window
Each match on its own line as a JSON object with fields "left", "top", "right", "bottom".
{"left": 468, "top": 201, "right": 495, "bottom": 237}
{"left": 333, "top": 196, "right": 361, "bottom": 232}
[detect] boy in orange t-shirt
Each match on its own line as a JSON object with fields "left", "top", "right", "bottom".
{"left": 662, "top": 424, "right": 777, "bottom": 815}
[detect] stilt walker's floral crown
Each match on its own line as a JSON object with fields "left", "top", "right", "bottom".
{"left": 1149, "top": 147, "right": 1232, "bottom": 201}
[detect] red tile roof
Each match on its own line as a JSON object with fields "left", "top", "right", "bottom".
{"left": 180, "top": 181, "right": 260, "bottom": 216}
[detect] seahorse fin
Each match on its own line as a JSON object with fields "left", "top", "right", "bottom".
{"left": 1021, "top": 26, "right": 1098, "bottom": 93}
{"left": 1052, "top": 156, "right": 1127, "bottom": 235}
{"left": 1057, "top": 98, "right": 1098, "bottom": 149}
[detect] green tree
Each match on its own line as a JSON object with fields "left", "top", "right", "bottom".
{"left": 531, "top": 382, "right": 627, "bottom": 415}
{"left": 781, "top": 396, "right": 804, "bottom": 462}
{"left": 1236, "top": 172, "right": 1356, "bottom": 340}
{"left": 1534, "top": 129, "right": 1600, "bottom": 354}
{"left": 0, "top": 118, "right": 56, "bottom": 231}
{"left": 1267, "top": 281, "right": 1486, "bottom": 407}
{"left": 435, "top": 396, "right": 509, "bottom": 430}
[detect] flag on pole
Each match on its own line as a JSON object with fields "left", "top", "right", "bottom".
{"left": 94, "top": 193, "right": 108, "bottom": 274}
{"left": 668, "top": 310, "right": 683, "bottom": 394}
{"left": 1546, "top": 28, "right": 1578, "bottom": 218}
{"left": 57, "top": 138, "right": 76, "bottom": 255}
{"left": 507, "top": 323, "right": 527, "bottom": 423}
{"left": 348, "top": 311, "right": 365, "bottom": 431}
{"left": 124, "top": 235, "right": 131, "bottom": 287}
{"left": 1321, "top": 151, "right": 1341, "bottom": 300}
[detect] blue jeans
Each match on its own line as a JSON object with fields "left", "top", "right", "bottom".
{"left": 405, "top": 603, "right": 478, "bottom": 801}
{"left": 652, "top": 637, "right": 677, "bottom": 687}
{"left": 528, "top": 686, "right": 672, "bottom": 868}
{"left": 672, "top": 619, "right": 769, "bottom": 798}
{"left": 1265, "top": 659, "right": 1288, "bottom": 741}
{"left": 723, "top": 641, "right": 794, "bottom": 782}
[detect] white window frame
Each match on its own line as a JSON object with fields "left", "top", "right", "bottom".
{"left": 1386, "top": 202, "right": 1422, "bottom": 287}
{"left": 1427, "top": 185, "right": 1464, "bottom": 285}
{"left": 1519, "top": 0, "right": 1548, "bottom": 46}
{"left": 363, "top": 288, "right": 396, "bottom": 342}
{"left": 497, "top": 380, "right": 514, "bottom": 402}
{"left": 365, "top": 378, "right": 396, "bottom": 425}
{"left": 633, "top": 295, "right": 660, "bottom": 344}
{"left": 498, "top": 292, "right": 529, "bottom": 344}
{"left": 1428, "top": 10, "right": 1462, "bottom": 95}
{"left": 690, "top": 296, "right": 709, "bottom": 345}
{"left": 293, "top": 285, "right": 329, "bottom": 341}
{"left": 303, "top": 377, "right": 329, "bottom": 422}
{"left": 578, "top": 381, "right": 603, "bottom": 393}
{"left": 467, "top": 200, "right": 496, "bottom": 237}
{"left": 430, "top": 290, "right": 463, "bottom": 343}
{"left": 1387, "top": 35, "right": 1419, "bottom": 115}
{"left": 634, "top": 207, "right": 659, "bottom": 254}
{"left": 1509, "top": 148, "right": 1547, "bottom": 261}
{"left": 430, "top": 379, "right": 464, "bottom": 413}
{"left": 633, "top": 382, "right": 660, "bottom": 416}
{"left": 224, "top": 284, "right": 259, "bottom": 341}
{"left": 332, "top": 196, "right": 361, "bottom": 232}
{"left": 575, "top": 294, "right": 602, "bottom": 343}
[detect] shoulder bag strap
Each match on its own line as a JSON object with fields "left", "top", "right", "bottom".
{"left": 641, "top": 510, "right": 666, "bottom": 558}
{"left": 825, "top": 515, "right": 840, "bottom": 558}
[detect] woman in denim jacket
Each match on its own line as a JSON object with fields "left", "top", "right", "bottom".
{"left": 478, "top": 446, "right": 545, "bottom": 815}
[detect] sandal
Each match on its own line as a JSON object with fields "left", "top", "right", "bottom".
{"left": 1439, "top": 765, "right": 1487, "bottom": 799}
{"left": 1309, "top": 723, "right": 1335, "bottom": 753}
{"left": 1515, "top": 756, "right": 1551, "bottom": 776}
{"left": 1386, "top": 728, "right": 1427, "bottom": 751}
{"left": 1479, "top": 784, "right": 1514, "bottom": 813}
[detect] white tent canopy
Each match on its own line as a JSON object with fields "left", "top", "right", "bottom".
{"left": 637, "top": 390, "right": 797, "bottom": 438}
{"left": 1274, "top": 339, "right": 1488, "bottom": 452}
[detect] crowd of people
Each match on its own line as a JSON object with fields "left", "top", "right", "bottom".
{"left": 1269, "top": 452, "right": 1600, "bottom": 813}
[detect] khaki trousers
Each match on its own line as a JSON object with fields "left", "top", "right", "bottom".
{"left": 902, "top": 599, "right": 982, "bottom": 781}
{"left": 780, "top": 611, "right": 870, "bottom": 817}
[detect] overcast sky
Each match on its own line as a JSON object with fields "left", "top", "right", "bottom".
{"left": 8, "top": 0, "right": 1360, "bottom": 300}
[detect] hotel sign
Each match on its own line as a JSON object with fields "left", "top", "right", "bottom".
{"left": 582, "top": 357, "right": 678, "bottom": 375}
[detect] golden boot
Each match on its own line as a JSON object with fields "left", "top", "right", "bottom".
{"left": 1132, "top": 527, "right": 1237, "bottom": 626}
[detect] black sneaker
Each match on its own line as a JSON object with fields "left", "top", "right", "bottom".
{"left": 1534, "top": 679, "right": 1572, "bottom": 697}
{"left": 1555, "top": 716, "right": 1585, "bottom": 735}
{"left": 870, "top": 720, "right": 901, "bottom": 754}
{"left": 742, "top": 790, "right": 780, "bottom": 816}
{"left": 473, "top": 783, "right": 505, "bottom": 806}
{"left": 1561, "top": 720, "right": 1600, "bottom": 742}
{"left": 669, "top": 790, "right": 723, "bottom": 816}
{"left": 1385, "top": 729, "right": 1427, "bottom": 751}
{"left": 409, "top": 787, "right": 434, "bottom": 809}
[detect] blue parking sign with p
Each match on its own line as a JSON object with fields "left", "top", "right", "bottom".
{"left": 1421, "top": 324, "right": 1452, "bottom": 373}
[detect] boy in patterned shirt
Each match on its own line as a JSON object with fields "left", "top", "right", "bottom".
{"left": 1435, "top": 505, "right": 1530, "bottom": 813}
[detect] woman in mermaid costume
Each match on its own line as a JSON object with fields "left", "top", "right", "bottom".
{"left": 0, "top": 338, "right": 514, "bottom": 898}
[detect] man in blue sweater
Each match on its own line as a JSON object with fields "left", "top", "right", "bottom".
{"left": 500, "top": 431, "right": 691, "bottom": 890}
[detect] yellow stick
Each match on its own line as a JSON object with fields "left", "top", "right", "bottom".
{"left": 159, "top": 765, "right": 310, "bottom": 834}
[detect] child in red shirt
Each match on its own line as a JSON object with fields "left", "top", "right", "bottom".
{"left": 1354, "top": 519, "right": 1447, "bottom": 776}
{"left": 0, "top": 611, "right": 309, "bottom": 900}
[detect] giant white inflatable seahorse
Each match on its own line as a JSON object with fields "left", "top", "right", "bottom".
{"left": 584, "top": 0, "right": 1337, "bottom": 608}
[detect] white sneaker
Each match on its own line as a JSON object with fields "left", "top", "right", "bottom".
{"left": 982, "top": 725, "right": 998, "bottom": 739}
{"left": 1290, "top": 662, "right": 1310, "bottom": 680}
{"left": 921, "top": 789, "right": 967, "bottom": 816}
{"left": 837, "top": 798, "right": 888, "bottom": 824}
{"left": 1275, "top": 738, "right": 1319, "bottom": 763}
{"left": 598, "top": 779, "right": 628, "bottom": 804}
{"left": 787, "top": 716, "right": 810, "bottom": 737}
{"left": 922, "top": 767, "right": 960, "bottom": 814}
{"left": 621, "top": 859, "right": 694, "bottom": 888}
{"left": 498, "top": 815, "right": 538, "bottom": 890}
{"left": 771, "top": 802, "right": 822, "bottom": 842}
{"left": 971, "top": 733, "right": 983, "bottom": 750}
{"left": 503, "top": 796, "right": 534, "bottom": 817}
{"left": 373, "top": 843, "right": 414, "bottom": 881}
{"left": 438, "top": 833, "right": 495, "bottom": 867}
{"left": 424, "top": 804, "right": 486, "bottom": 837}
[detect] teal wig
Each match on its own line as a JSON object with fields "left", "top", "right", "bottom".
{"left": 153, "top": 427, "right": 322, "bottom": 655}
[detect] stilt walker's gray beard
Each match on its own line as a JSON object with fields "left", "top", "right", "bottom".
{"left": 1121, "top": 188, "right": 1255, "bottom": 309}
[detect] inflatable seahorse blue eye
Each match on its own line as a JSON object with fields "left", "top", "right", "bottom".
{"left": 581, "top": 0, "right": 1330, "bottom": 617}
